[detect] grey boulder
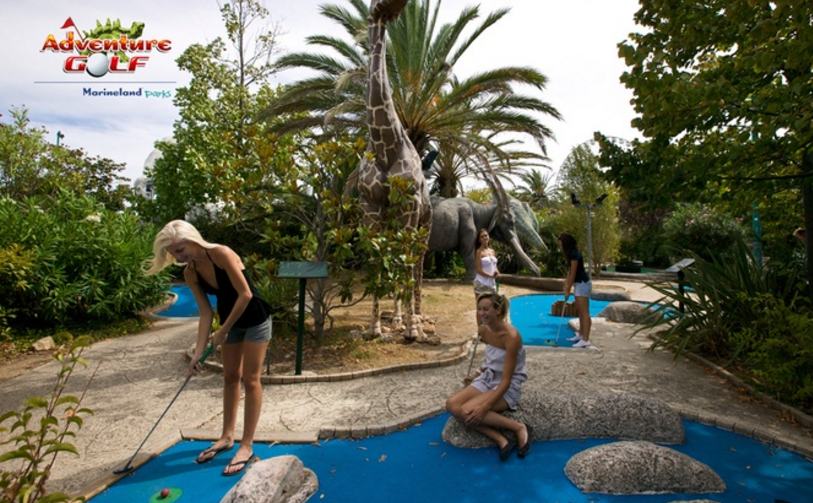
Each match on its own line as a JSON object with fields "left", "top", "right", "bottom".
{"left": 220, "top": 455, "right": 318, "bottom": 503}
{"left": 443, "top": 391, "right": 684, "bottom": 447}
{"left": 598, "top": 301, "right": 655, "bottom": 324}
{"left": 565, "top": 441, "right": 725, "bottom": 495}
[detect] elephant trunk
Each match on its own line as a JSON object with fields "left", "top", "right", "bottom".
{"left": 510, "top": 235, "right": 541, "bottom": 276}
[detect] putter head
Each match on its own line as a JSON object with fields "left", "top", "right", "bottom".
{"left": 112, "top": 465, "right": 135, "bottom": 475}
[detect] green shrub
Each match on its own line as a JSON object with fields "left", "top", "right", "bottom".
{"left": 0, "top": 192, "right": 168, "bottom": 332}
{"left": 246, "top": 258, "right": 298, "bottom": 336}
{"left": 662, "top": 203, "right": 746, "bottom": 261}
{"left": 739, "top": 298, "right": 813, "bottom": 412}
{"left": 1, "top": 336, "right": 94, "bottom": 502}
{"left": 644, "top": 236, "right": 813, "bottom": 412}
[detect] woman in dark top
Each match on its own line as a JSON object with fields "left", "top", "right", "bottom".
{"left": 147, "top": 220, "right": 271, "bottom": 475}
{"left": 558, "top": 233, "right": 592, "bottom": 348}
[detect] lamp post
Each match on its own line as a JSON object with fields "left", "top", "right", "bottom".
{"left": 56, "top": 131, "right": 64, "bottom": 146}
{"left": 570, "top": 192, "right": 608, "bottom": 275}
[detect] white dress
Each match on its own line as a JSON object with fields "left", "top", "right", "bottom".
{"left": 474, "top": 254, "right": 498, "bottom": 289}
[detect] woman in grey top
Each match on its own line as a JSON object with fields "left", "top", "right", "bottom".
{"left": 446, "top": 292, "right": 532, "bottom": 461}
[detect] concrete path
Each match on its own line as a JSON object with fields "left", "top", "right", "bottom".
{"left": 1, "top": 280, "right": 811, "bottom": 498}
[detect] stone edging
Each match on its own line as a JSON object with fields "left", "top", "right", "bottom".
{"left": 317, "top": 407, "right": 445, "bottom": 440}
{"left": 311, "top": 403, "right": 813, "bottom": 461}
{"left": 676, "top": 408, "right": 813, "bottom": 461}
{"left": 187, "top": 342, "right": 471, "bottom": 384}
{"left": 644, "top": 334, "right": 813, "bottom": 461}
{"left": 681, "top": 348, "right": 813, "bottom": 430}
{"left": 647, "top": 334, "right": 813, "bottom": 431}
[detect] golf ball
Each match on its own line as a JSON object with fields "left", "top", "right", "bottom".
{"left": 86, "top": 53, "right": 109, "bottom": 78}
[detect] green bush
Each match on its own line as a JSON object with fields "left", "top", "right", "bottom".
{"left": 1, "top": 336, "right": 94, "bottom": 503}
{"left": 739, "top": 297, "right": 813, "bottom": 412}
{"left": 0, "top": 192, "right": 168, "bottom": 333}
{"left": 662, "top": 203, "right": 745, "bottom": 261}
{"left": 246, "top": 258, "right": 299, "bottom": 336}
{"left": 645, "top": 237, "right": 813, "bottom": 413}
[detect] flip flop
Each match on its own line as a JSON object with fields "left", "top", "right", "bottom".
{"left": 195, "top": 442, "right": 233, "bottom": 464}
{"left": 518, "top": 423, "right": 533, "bottom": 459}
{"left": 223, "top": 453, "right": 259, "bottom": 476}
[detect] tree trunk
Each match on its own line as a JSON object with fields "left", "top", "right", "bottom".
{"left": 802, "top": 150, "right": 813, "bottom": 302}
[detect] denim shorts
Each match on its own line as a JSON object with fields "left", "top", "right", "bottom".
{"left": 226, "top": 316, "right": 272, "bottom": 344}
{"left": 574, "top": 281, "right": 592, "bottom": 298}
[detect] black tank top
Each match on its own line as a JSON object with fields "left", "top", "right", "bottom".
{"left": 194, "top": 250, "right": 271, "bottom": 329}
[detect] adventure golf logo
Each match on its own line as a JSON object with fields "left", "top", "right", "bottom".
{"left": 41, "top": 17, "right": 172, "bottom": 78}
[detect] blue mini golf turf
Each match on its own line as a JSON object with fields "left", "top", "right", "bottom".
{"left": 94, "top": 414, "right": 813, "bottom": 502}
{"left": 509, "top": 294, "right": 612, "bottom": 347}
{"left": 154, "top": 284, "right": 217, "bottom": 318}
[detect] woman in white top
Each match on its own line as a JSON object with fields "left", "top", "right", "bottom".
{"left": 473, "top": 229, "right": 499, "bottom": 296}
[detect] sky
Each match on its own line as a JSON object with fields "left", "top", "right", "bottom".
{"left": 1, "top": 0, "right": 642, "bottom": 188}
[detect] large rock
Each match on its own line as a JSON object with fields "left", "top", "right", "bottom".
{"left": 565, "top": 441, "right": 725, "bottom": 495}
{"left": 591, "top": 290, "right": 631, "bottom": 301}
{"left": 598, "top": 301, "right": 655, "bottom": 324}
{"left": 220, "top": 455, "right": 318, "bottom": 503}
{"left": 443, "top": 391, "right": 683, "bottom": 447}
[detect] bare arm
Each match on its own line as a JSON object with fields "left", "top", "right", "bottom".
{"left": 184, "top": 265, "right": 214, "bottom": 361}
{"left": 564, "top": 260, "right": 578, "bottom": 299}
{"left": 474, "top": 248, "right": 486, "bottom": 276}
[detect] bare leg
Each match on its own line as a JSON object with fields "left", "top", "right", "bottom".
{"left": 221, "top": 342, "right": 243, "bottom": 441}
{"left": 575, "top": 296, "right": 591, "bottom": 341}
{"left": 447, "top": 388, "right": 527, "bottom": 448}
{"left": 224, "top": 340, "right": 268, "bottom": 475}
{"left": 197, "top": 342, "right": 241, "bottom": 462}
{"left": 462, "top": 394, "right": 526, "bottom": 442}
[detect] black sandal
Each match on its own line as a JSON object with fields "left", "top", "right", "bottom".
{"left": 517, "top": 423, "right": 533, "bottom": 459}
{"left": 223, "top": 453, "right": 259, "bottom": 476}
{"left": 498, "top": 438, "right": 517, "bottom": 462}
{"left": 195, "top": 442, "right": 233, "bottom": 464}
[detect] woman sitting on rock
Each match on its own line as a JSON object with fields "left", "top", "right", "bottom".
{"left": 446, "top": 292, "right": 532, "bottom": 461}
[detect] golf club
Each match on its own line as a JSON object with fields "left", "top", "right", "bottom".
{"left": 113, "top": 343, "right": 214, "bottom": 475}
{"left": 465, "top": 280, "right": 499, "bottom": 384}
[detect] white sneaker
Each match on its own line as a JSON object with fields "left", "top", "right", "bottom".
{"left": 572, "top": 339, "right": 593, "bottom": 348}
{"left": 566, "top": 333, "right": 582, "bottom": 342}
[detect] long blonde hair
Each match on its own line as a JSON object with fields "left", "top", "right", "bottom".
{"left": 145, "top": 220, "right": 217, "bottom": 275}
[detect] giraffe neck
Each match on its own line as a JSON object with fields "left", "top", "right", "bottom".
{"left": 367, "top": 17, "right": 407, "bottom": 166}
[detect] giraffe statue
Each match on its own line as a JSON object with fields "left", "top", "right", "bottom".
{"left": 357, "top": 0, "right": 433, "bottom": 342}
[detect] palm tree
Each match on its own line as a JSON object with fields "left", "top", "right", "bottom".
{"left": 265, "top": 0, "right": 560, "bottom": 176}
{"left": 514, "top": 167, "right": 555, "bottom": 208}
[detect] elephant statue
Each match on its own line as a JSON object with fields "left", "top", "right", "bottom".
{"left": 428, "top": 195, "right": 547, "bottom": 280}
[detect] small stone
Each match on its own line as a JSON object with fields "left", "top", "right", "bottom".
{"left": 32, "top": 336, "right": 55, "bottom": 352}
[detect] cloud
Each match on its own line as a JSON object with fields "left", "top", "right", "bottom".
{"left": 3, "top": 0, "right": 643, "bottom": 184}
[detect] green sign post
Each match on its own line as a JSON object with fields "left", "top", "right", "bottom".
{"left": 277, "top": 261, "right": 328, "bottom": 375}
